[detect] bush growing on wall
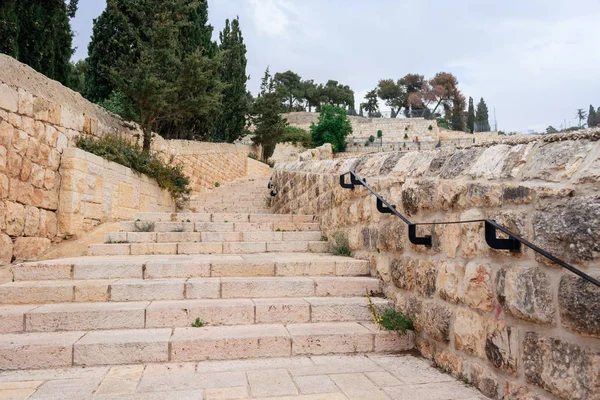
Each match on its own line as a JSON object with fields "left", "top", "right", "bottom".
{"left": 75, "top": 135, "right": 191, "bottom": 201}
{"left": 280, "top": 126, "right": 314, "bottom": 148}
{"left": 310, "top": 104, "right": 352, "bottom": 153}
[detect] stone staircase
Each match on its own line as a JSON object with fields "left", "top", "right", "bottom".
{"left": 188, "top": 176, "right": 273, "bottom": 214}
{"left": 0, "top": 176, "right": 413, "bottom": 372}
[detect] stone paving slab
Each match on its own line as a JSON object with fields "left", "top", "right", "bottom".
{"left": 0, "top": 355, "right": 489, "bottom": 399}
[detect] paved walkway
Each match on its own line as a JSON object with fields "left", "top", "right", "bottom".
{"left": 0, "top": 354, "right": 487, "bottom": 400}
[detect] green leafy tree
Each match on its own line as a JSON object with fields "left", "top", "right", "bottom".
{"left": 587, "top": 105, "right": 597, "bottom": 128}
{"left": 251, "top": 68, "right": 287, "bottom": 159}
{"left": 466, "top": 96, "right": 475, "bottom": 133}
{"left": 274, "top": 70, "right": 303, "bottom": 112}
{"left": 408, "top": 72, "right": 461, "bottom": 119}
{"left": 576, "top": 108, "right": 587, "bottom": 128}
{"left": 0, "top": 0, "right": 78, "bottom": 85}
{"left": 361, "top": 89, "right": 380, "bottom": 118}
{"left": 546, "top": 126, "right": 558, "bottom": 134}
{"left": 310, "top": 104, "right": 352, "bottom": 153}
{"left": 68, "top": 59, "right": 88, "bottom": 94}
{"left": 475, "top": 98, "right": 491, "bottom": 132}
{"left": 398, "top": 73, "right": 425, "bottom": 117}
{"left": 301, "top": 80, "right": 323, "bottom": 112}
{"left": 322, "top": 80, "right": 354, "bottom": 110}
{"left": 377, "top": 79, "right": 404, "bottom": 118}
{"left": 213, "top": 17, "right": 248, "bottom": 143}
{"left": 110, "top": 0, "right": 223, "bottom": 152}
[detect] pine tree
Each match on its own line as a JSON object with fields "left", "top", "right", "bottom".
{"left": 213, "top": 18, "right": 248, "bottom": 143}
{"left": 588, "top": 105, "right": 597, "bottom": 128}
{"left": 110, "top": 0, "right": 223, "bottom": 152}
{"left": 475, "top": 98, "right": 491, "bottom": 132}
{"left": 450, "top": 92, "right": 466, "bottom": 131}
{"left": 251, "top": 68, "right": 287, "bottom": 160}
{"left": 466, "top": 97, "right": 475, "bottom": 134}
{"left": 0, "top": 0, "right": 77, "bottom": 85}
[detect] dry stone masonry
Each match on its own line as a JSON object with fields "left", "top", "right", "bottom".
{"left": 270, "top": 129, "right": 600, "bottom": 400}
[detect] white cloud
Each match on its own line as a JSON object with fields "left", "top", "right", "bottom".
{"left": 246, "top": 0, "right": 297, "bottom": 37}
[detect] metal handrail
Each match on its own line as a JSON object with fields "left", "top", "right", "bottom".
{"left": 340, "top": 170, "right": 600, "bottom": 288}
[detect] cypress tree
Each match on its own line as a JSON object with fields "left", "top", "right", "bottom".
{"left": 214, "top": 18, "right": 248, "bottom": 143}
{"left": 475, "top": 98, "right": 491, "bottom": 132}
{"left": 588, "top": 105, "right": 597, "bottom": 128}
{"left": 466, "top": 96, "right": 475, "bottom": 133}
{"left": 450, "top": 92, "right": 466, "bottom": 131}
{"left": 0, "top": 0, "right": 77, "bottom": 86}
{"left": 251, "top": 68, "right": 287, "bottom": 160}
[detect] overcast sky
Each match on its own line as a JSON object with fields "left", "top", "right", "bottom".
{"left": 71, "top": 0, "right": 600, "bottom": 133}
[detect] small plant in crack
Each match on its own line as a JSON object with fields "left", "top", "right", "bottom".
{"left": 135, "top": 221, "right": 155, "bottom": 232}
{"left": 191, "top": 318, "right": 205, "bottom": 328}
{"left": 320, "top": 236, "right": 328, "bottom": 242}
{"left": 366, "top": 290, "right": 414, "bottom": 333}
{"left": 172, "top": 226, "right": 186, "bottom": 232}
{"left": 331, "top": 231, "right": 351, "bottom": 257}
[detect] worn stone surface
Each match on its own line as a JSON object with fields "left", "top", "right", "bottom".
{"left": 0, "top": 233, "right": 12, "bottom": 264}
{"left": 533, "top": 195, "right": 600, "bottom": 263}
{"left": 485, "top": 319, "right": 519, "bottom": 376}
{"left": 558, "top": 275, "right": 600, "bottom": 337}
{"left": 523, "top": 140, "right": 592, "bottom": 182}
{"left": 453, "top": 308, "right": 485, "bottom": 358}
{"left": 12, "top": 237, "right": 51, "bottom": 261}
{"left": 469, "top": 363, "right": 500, "bottom": 399}
{"left": 496, "top": 267, "right": 555, "bottom": 324}
{"left": 463, "top": 262, "right": 492, "bottom": 312}
{"left": 390, "top": 257, "right": 415, "bottom": 291}
{"left": 523, "top": 332, "right": 600, "bottom": 400}
{"left": 436, "top": 261, "right": 464, "bottom": 304}
{"left": 422, "top": 302, "right": 452, "bottom": 343}
{"left": 414, "top": 260, "right": 436, "bottom": 298}
{"left": 434, "top": 350, "right": 463, "bottom": 378}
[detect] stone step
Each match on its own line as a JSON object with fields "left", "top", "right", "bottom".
{"left": 13, "top": 254, "right": 369, "bottom": 281}
{"left": 0, "top": 322, "right": 413, "bottom": 370}
{"left": 88, "top": 240, "right": 330, "bottom": 256}
{"left": 133, "top": 212, "right": 317, "bottom": 223}
{"left": 105, "top": 230, "right": 324, "bottom": 244}
{"left": 120, "top": 221, "right": 321, "bottom": 233}
{"left": 0, "top": 297, "right": 391, "bottom": 333}
{"left": 0, "top": 276, "right": 382, "bottom": 304}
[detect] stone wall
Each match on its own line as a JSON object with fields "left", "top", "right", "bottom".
{"left": 0, "top": 54, "right": 260, "bottom": 263}
{"left": 58, "top": 148, "right": 175, "bottom": 237}
{"left": 270, "top": 130, "right": 600, "bottom": 400}
{"left": 247, "top": 158, "right": 273, "bottom": 177}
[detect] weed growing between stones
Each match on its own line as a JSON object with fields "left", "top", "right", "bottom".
{"left": 191, "top": 318, "right": 205, "bottom": 327}
{"left": 366, "top": 290, "right": 414, "bottom": 333}
{"left": 107, "top": 239, "right": 129, "bottom": 244}
{"left": 265, "top": 196, "right": 272, "bottom": 207}
{"left": 134, "top": 220, "right": 155, "bottom": 232}
{"left": 331, "top": 232, "right": 351, "bottom": 256}
{"left": 215, "top": 182, "right": 220, "bottom": 187}
{"left": 172, "top": 226, "right": 186, "bottom": 232}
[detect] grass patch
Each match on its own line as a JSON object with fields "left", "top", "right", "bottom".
{"left": 331, "top": 232, "right": 351, "bottom": 256}
{"left": 191, "top": 318, "right": 204, "bottom": 328}
{"left": 135, "top": 220, "right": 155, "bottom": 232}
{"left": 75, "top": 135, "right": 190, "bottom": 202}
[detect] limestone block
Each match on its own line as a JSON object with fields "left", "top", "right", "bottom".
{"left": 74, "top": 280, "right": 111, "bottom": 302}
{"left": 533, "top": 195, "right": 600, "bottom": 263}
{"left": 12, "top": 237, "right": 51, "bottom": 261}
{"left": 254, "top": 298, "right": 310, "bottom": 324}
{"left": 185, "top": 278, "right": 221, "bottom": 299}
{"left": 439, "top": 147, "right": 483, "bottom": 179}
{"left": 9, "top": 178, "right": 33, "bottom": 204}
{"left": 463, "top": 262, "right": 492, "bottom": 312}
{"left": 59, "top": 212, "right": 84, "bottom": 235}
{"left": 434, "top": 350, "right": 464, "bottom": 378}
{"left": 5, "top": 201, "right": 25, "bottom": 236}
{"left": 436, "top": 260, "right": 464, "bottom": 304}
{"left": 144, "top": 260, "right": 210, "bottom": 279}
{"left": 485, "top": 318, "right": 519, "bottom": 376}
{"left": 6, "top": 149, "right": 22, "bottom": 178}
{"left": 502, "top": 184, "right": 534, "bottom": 205}
{"left": 11, "top": 129, "right": 27, "bottom": 155}
{"left": 0, "top": 145, "right": 6, "bottom": 173}
{"left": 422, "top": 301, "right": 452, "bottom": 343}
{"left": 314, "top": 277, "right": 381, "bottom": 297}
{"left": 496, "top": 267, "right": 555, "bottom": 324}
{"left": 20, "top": 158, "right": 32, "bottom": 181}
{"left": 0, "top": 84, "right": 18, "bottom": 112}
{"left": 0, "top": 233, "right": 12, "bottom": 264}
{"left": 523, "top": 332, "right": 599, "bottom": 400}
{"left": 61, "top": 169, "right": 86, "bottom": 193}
{"left": 464, "top": 183, "right": 502, "bottom": 208}
{"left": 0, "top": 174, "right": 7, "bottom": 200}
{"left": 503, "top": 381, "right": 546, "bottom": 400}
{"left": 23, "top": 205, "right": 40, "bottom": 237}
{"left": 60, "top": 107, "right": 84, "bottom": 131}
{"left": 39, "top": 209, "right": 58, "bottom": 239}
{"left": 469, "top": 363, "right": 500, "bottom": 399}
{"left": 523, "top": 140, "right": 593, "bottom": 182}
{"left": 460, "top": 210, "right": 488, "bottom": 258}
{"left": 289, "top": 322, "right": 373, "bottom": 355}
{"left": 29, "top": 163, "right": 44, "bottom": 188}
{"left": 0, "top": 331, "right": 84, "bottom": 370}
{"left": 14, "top": 262, "right": 72, "bottom": 281}
{"left": 58, "top": 190, "right": 81, "bottom": 213}
{"left": 468, "top": 144, "right": 512, "bottom": 179}
{"left": 415, "top": 259, "right": 436, "bottom": 297}
{"left": 558, "top": 275, "right": 600, "bottom": 337}
{"left": 453, "top": 308, "right": 485, "bottom": 357}
{"left": 390, "top": 257, "right": 415, "bottom": 290}
{"left": 110, "top": 279, "right": 185, "bottom": 301}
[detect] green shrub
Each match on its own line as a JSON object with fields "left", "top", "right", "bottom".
{"left": 366, "top": 291, "right": 414, "bottom": 333}
{"left": 437, "top": 118, "right": 450, "bottom": 129}
{"left": 428, "top": 125, "right": 433, "bottom": 131}
{"left": 364, "top": 141, "right": 370, "bottom": 147}
{"left": 134, "top": 220, "right": 155, "bottom": 232}
{"left": 368, "top": 135, "right": 375, "bottom": 143}
{"left": 403, "top": 133, "right": 408, "bottom": 139}
{"left": 377, "top": 130, "right": 383, "bottom": 138}
{"left": 75, "top": 135, "right": 190, "bottom": 201}
{"left": 310, "top": 104, "right": 352, "bottom": 153}
{"left": 191, "top": 318, "right": 204, "bottom": 328}
{"left": 214, "top": 182, "right": 220, "bottom": 188}
{"left": 331, "top": 232, "right": 351, "bottom": 256}
{"left": 280, "top": 126, "right": 314, "bottom": 148}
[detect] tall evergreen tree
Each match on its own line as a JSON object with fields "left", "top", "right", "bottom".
{"left": 587, "top": 105, "right": 597, "bottom": 128}
{"left": 475, "top": 98, "right": 491, "bottom": 132}
{"left": 450, "top": 92, "right": 466, "bottom": 131}
{"left": 466, "top": 96, "right": 475, "bottom": 133}
{"left": 109, "top": 0, "right": 223, "bottom": 152}
{"left": 251, "top": 68, "right": 287, "bottom": 160}
{"left": 361, "top": 89, "right": 380, "bottom": 118}
{"left": 0, "top": 0, "right": 78, "bottom": 85}
{"left": 213, "top": 18, "right": 248, "bottom": 143}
